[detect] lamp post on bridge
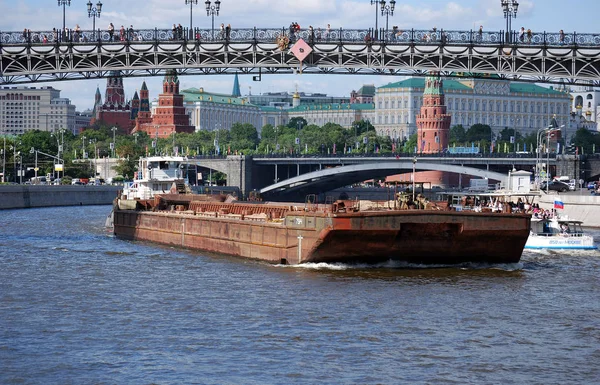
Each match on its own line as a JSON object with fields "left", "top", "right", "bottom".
{"left": 57, "top": 0, "right": 71, "bottom": 38}
{"left": 500, "top": 0, "right": 519, "bottom": 44}
{"left": 205, "top": 0, "right": 221, "bottom": 40}
{"left": 111, "top": 126, "right": 117, "bottom": 158}
{"left": 370, "top": 0, "right": 379, "bottom": 40}
{"left": 87, "top": 1, "right": 103, "bottom": 41}
{"left": 185, "top": 0, "right": 198, "bottom": 39}
{"left": 379, "top": 0, "right": 396, "bottom": 41}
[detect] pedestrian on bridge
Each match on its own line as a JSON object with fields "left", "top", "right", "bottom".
{"left": 108, "top": 23, "right": 114, "bottom": 41}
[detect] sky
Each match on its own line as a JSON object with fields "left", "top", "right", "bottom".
{"left": 2, "top": 0, "right": 599, "bottom": 111}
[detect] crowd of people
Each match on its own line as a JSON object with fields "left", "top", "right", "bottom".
{"left": 17, "top": 23, "right": 568, "bottom": 46}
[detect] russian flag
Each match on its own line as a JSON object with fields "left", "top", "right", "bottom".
{"left": 554, "top": 199, "right": 564, "bottom": 209}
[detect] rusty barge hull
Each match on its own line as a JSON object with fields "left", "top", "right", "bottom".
{"left": 113, "top": 207, "right": 530, "bottom": 265}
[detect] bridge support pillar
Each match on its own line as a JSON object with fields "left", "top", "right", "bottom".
{"left": 225, "top": 155, "right": 254, "bottom": 198}
{"left": 556, "top": 154, "right": 581, "bottom": 182}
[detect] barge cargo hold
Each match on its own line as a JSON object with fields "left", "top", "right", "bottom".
{"left": 112, "top": 194, "right": 531, "bottom": 265}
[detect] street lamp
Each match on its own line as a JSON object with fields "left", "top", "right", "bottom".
{"left": 370, "top": 0, "right": 379, "bottom": 40}
{"left": 296, "top": 121, "right": 303, "bottom": 154}
{"left": 111, "top": 127, "right": 117, "bottom": 158}
{"left": 380, "top": 0, "right": 396, "bottom": 41}
{"left": 500, "top": 0, "right": 519, "bottom": 44}
{"left": 87, "top": 0, "right": 103, "bottom": 40}
{"left": 57, "top": 0, "right": 71, "bottom": 39}
{"left": 81, "top": 136, "right": 87, "bottom": 159}
{"left": 205, "top": 0, "right": 221, "bottom": 40}
{"left": 185, "top": 0, "right": 198, "bottom": 39}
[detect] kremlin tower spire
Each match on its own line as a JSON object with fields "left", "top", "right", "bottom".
{"left": 232, "top": 73, "right": 241, "bottom": 97}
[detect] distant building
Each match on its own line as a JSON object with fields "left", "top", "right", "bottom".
{"left": 570, "top": 87, "right": 600, "bottom": 131}
{"left": 247, "top": 91, "right": 350, "bottom": 109}
{"left": 350, "top": 84, "right": 376, "bottom": 104}
{"left": 74, "top": 110, "right": 94, "bottom": 133}
{"left": 260, "top": 90, "right": 375, "bottom": 129}
{"left": 0, "top": 86, "right": 76, "bottom": 134}
{"left": 180, "top": 87, "right": 262, "bottom": 133}
{"left": 375, "top": 77, "right": 572, "bottom": 140}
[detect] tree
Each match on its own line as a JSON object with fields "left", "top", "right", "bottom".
{"left": 466, "top": 124, "right": 493, "bottom": 142}
{"left": 287, "top": 117, "right": 308, "bottom": 130}
{"left": 402, "top": 133, "right": 418, "bottom": 153}
{"left": 230, "top": 123, "right": 259, "bottom": 152}
{"left": 498, "top": 127, "right": 522, "bottom": 142}
{"left": 449, "top": 125, "right": 466, "bottom": 143}
{"left": 571, "top": 128, "right": 599, "bottom": 154}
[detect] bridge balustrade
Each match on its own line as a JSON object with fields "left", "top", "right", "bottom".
{"left": 3, "top": 27, "right": 600, "bottom": 47}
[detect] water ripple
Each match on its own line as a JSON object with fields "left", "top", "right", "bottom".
{"left": 0, "top": 206, "right": 599, "bottom": 384}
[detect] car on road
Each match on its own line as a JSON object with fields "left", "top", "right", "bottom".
{"left": 588, "top": 181, "right": 598, "bottom": 190}
{"left": 540, "top": 180, "right": 570, "bottom": 192}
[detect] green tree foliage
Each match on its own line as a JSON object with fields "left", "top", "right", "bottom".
{"left": 465, "top": 124, "right": 493, "bottom": 142}
{"left": 571, "top": 128, "right": 600, "bottom": 154}
{"left": 230, "top": 123, "right": 259, "bottom": 152}
{"left": 449, "top": 125, "right": 466, "bottom": 143}
{"left": 287, "top": 117, "right": 308, "bottom": 130}
{"left": 402, "top": 133, "right": 418, "bottom": 153}
{"left": 498, "top": 127, "right": 522, "bottom": 142}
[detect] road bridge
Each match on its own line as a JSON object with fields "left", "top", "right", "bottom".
{"left": 188, "top": 154, "right": 557, "bottom": 198}
{"left": 2, "top": 27, "right": 600, "bottom": 85}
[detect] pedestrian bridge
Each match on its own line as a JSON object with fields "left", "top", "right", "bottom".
{"left": 2, "top": 27, "right": 600, "bottom": 85}
{"left": 259, "top": 161, "right": 507, "bottom": 198}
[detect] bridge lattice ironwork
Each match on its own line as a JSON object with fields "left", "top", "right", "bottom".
{"left": 2, "top": 27, "right": 600, "bottom": 85}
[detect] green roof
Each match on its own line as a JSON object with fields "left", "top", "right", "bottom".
{"left": 509, "top": 83, "right": 566, "bottom": 95}
{"left": 181, "top": 88, "right": 256, "bottom": 106}
{"left": 356, "top": 84, "right": 376, "bottom": 96}
{"left": 378, "top": 78, "right": 472, "bottom": 91}
{"left": 379, "top": 77, "right": 567, "bottom": 96}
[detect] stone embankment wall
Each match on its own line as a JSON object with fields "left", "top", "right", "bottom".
{"left": 0, "top": 185, "right": 120, "bottom": 210}
{"left": 538, "top": 193, "right": 600, "bottom": 228}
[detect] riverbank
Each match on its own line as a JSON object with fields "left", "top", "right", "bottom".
{"left": 0, "top": 185, "right": 120, "bottom": 210}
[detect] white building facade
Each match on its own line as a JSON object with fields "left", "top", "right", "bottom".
{"left": 151, "top": 88, "right": 262, "bottom": 133}
{"left": 0, "top": 86, "right": 76, "bottom": 135}
{"left": 375, "top": 78, "right": 572, "bottom": 141}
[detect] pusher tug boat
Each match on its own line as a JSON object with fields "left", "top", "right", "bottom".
{"left": 109, "top": 156, "right": 532, "bottom": 265}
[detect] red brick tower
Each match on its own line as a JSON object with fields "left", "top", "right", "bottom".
{"left": 105, "top": 70, "right": 126, "bottom": 105}
{"left": 136, "top": 70, "right": 195, "bottom": 138}
{"left": 415, "top": 73, "right": 452, "bottom": 186}
{"left": 416, "top": 74, "right": 452, "bottom": 154}
{"left": 133, "top": 81, "right": 153, "bottom": 131}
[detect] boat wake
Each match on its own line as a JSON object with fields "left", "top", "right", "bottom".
{"left": 287, "top": 260, "right": 523, "bottom": 271}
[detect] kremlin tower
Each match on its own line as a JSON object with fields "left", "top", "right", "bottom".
{"left": 133, "top": 70, "right": 195, "bottom": 138}
{"left": 415, "top": 73, "right": 452, "bottom": 186}
{"left": 89, "top": 70, "right": 138, "bottom": 132}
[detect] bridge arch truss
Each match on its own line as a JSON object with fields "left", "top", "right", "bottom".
{"left": 2, "top": 28, "right": 600, "bottom": 85}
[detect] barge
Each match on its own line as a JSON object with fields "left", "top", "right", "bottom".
{"left": 109, "top": 157, "right": 531, "bottom": 265}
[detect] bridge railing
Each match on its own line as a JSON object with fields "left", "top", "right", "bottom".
{"left": 250, "top": 152, "right": 552, "bottom": 160}
{"left": 3, "top": 28, "right": 600, "bottom": 47}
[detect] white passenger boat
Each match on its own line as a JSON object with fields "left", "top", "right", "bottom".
{"left": 118, "top": 156, "right": 189, "bottom": 209}
{"left": 525, "top": 217, "right": 597, "bottom": 250}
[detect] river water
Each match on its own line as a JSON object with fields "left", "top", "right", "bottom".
{"left": 1, "top": 206, "right": 599, "bottom": 385}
